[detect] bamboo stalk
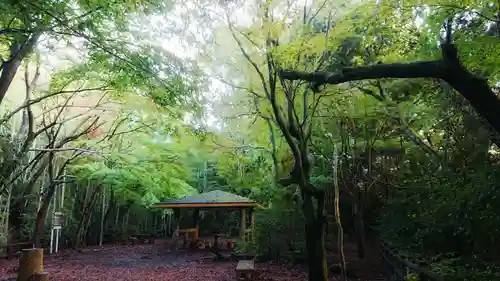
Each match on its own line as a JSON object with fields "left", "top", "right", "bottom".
{"left": 333, "top": 145, "right": 347, "bottom": 281}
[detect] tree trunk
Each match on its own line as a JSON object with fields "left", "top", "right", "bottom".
{"left": 99, "top": 189, "right": 106, "bottom": 245}
{"left": 33, "top": 183, "right": 57, "bottom": 248}
{"left": 0, "top": 34, "right": 41, "bottom": 105}
{"left": 265, "top": 118, "right": 279, "bottom": 187}
{"left": 305, "top": 219, "right": 328, "bottom": 281}
{"left": 302, "top": 194, "right": 328, "bottom": 281}
{"left": 8, "top": 201, "right": 24, "bottom": 244}
{"left": 73, "top": 184, "right": 100, "bottom": 248}
{"left": 33, "top": 199, "right": 50, "bottom": 248}
{"left": 355, "top": 201, "right": 365, "bottom": 259}
{"left": 102, "top": 190, "right": 115, "bottom": 231}
{"left": 82, "top": 206, "right": 96, "bottom": 246}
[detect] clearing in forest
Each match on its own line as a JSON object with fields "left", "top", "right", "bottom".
{"left": 0, "top": 244, "right": 386, "bottom": 281}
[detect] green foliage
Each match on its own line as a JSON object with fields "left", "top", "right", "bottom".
{"left": 379, "top": 165, "right": 500, "bottom": 280}
{"left": 2, "top": 2, "right": 500, "bottom": 281}
{"left": 70, "top": 139, "right": 196, "bottom": 206}
{"left": 199, "top": 0, "right": 500, "bottom": 280}
{"left": 253, "top": 195, "right": 306, "bottom": 260}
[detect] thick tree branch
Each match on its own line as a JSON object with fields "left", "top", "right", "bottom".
{"left": 280, "top": 44, "right": 500, "bottom": 138}
{"left": 281, "top": 60, "right": 444, "bottom": 84}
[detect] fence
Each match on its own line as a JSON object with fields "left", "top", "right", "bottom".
{"left": 379, "top": 243, "right": 447, "bottom": 281}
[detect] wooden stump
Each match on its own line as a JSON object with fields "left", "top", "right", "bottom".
{"left": 32, "top": 272, "right": 49, "bottom": 281}
{"left": 17, "top": 248, "right": 43, "bottom": 281}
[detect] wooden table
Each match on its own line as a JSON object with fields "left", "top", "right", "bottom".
{"left": 202, "top": 233, "right": 227, "bottom": 260}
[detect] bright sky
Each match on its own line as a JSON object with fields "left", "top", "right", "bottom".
{"left": 159, "top": 0, "right": 311, "bottom": 130}
{"left": 28, "top": 0, "right": 313, "bottom": 132}
{"left": 154, "top": 1, "right": 255, "bottom": 130}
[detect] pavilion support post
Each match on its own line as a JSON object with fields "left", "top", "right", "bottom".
{"left": 193, "top": 209, "right": 200, "bottom": 241}
{"left": 250, "top": 208, "right": 255, "bottom": 241}
{"left": 172, "top": 209, "right": 180, "bottom": 238}
{"left": 239, "top": 208, "right": 246, "bottom": 241}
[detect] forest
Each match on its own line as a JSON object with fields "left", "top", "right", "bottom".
{"left": 0, "top": 0, "right": 499, "bottom": 281}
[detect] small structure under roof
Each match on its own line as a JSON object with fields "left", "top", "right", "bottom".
{"left": 152, "top": 190, "right": 258, "bottom": 244}
{"left": 153, "top": 190, "right": 259, "bottom": 208}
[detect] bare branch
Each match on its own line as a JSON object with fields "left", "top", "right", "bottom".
{"left": 29, "top": 147, "right": 104, "bottom": 156}
{"left": 227, "top": 14, "right": 271, "bottom": 100}
{"left": 232, "top": 25, "right": 263, "bottom": 51}
{"left": 357, "top": 86, "right": 384, "bottom": 101}
{"left": 0, "top": 85, "right": 111, "bottom": 125}
{"left": 212, "top": 139, "right": 273, "bottom": 154}
{"left": 206, "top": 72, "right": 263, "bottom": 98}
{"left": 307, "top": 0, "right": 329, "bottom": 26}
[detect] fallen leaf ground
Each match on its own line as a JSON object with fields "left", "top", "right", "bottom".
{"left": 0, "top": 242, "right": 387, "bottom": 281}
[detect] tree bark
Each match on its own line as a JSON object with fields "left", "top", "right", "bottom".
{"left": 0, "top": 33, "right": 41, "bottom": 105}
{"left": 33, "top": 192, "right": 53, "bottom": 248}
{"left": 355, "top": 200, "right": 365, "bottom": 259}
{"left": 302, "top": 193, "right": 328, "bottom": 281}
{"left": 102, "top": 189, "right": 115, "bottom": 228}
{"left": 99, "top": 188, "right": 106, "bottom": 245}
{"left": 265, "top": 118, "right": 279, "bottom": 187}
{"left": 73, "top": 184, "right": 100, "bottom": 248}
{"left": 305, "top": 219, "right": 328, "bottom": 281}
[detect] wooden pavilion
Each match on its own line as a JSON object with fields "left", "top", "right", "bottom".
{"left": 152, "top": 190, "right": 259, "bottom": 247}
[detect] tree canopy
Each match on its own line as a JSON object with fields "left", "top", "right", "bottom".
{"left": 0, "top": 0, "right": 499, "bottom": 281}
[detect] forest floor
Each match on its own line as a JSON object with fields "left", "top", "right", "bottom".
{"left": 0, "top": 241, "right": 387, "bottom": 281}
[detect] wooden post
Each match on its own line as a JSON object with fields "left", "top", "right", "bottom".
{"left": 250, "top": 208, "right": 255, "bottom": 240}
{"left": 193, "top": 209, "right": 200, "bottom": 240}
{"left": 239, "top": 208, "right": 246, "bottom": 240}
{"left": 17, "top": 248, "right": 43, "bottom": 281}
{"left": 172, "top": 209, "right": 180, "bottom": 238}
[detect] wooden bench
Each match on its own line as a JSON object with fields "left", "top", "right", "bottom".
{"left": 131, "top": 234, "right": 155, "bottom": 245}
{"left": 236, "top": 260, "right": 256, "bottom": 281}
{"left": 0, "top": 241, "right": 33, "bottom": 259}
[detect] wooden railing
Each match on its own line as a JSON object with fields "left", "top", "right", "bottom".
{"left": 379, "top": 243, "right": 448, "bottom": 281}
{"left": 0, "top": 241, "right": 33, "bottom": 259}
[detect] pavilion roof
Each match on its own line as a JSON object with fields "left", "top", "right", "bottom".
{"left": 152, "top": 190, "right": 259, "bottom": 208}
